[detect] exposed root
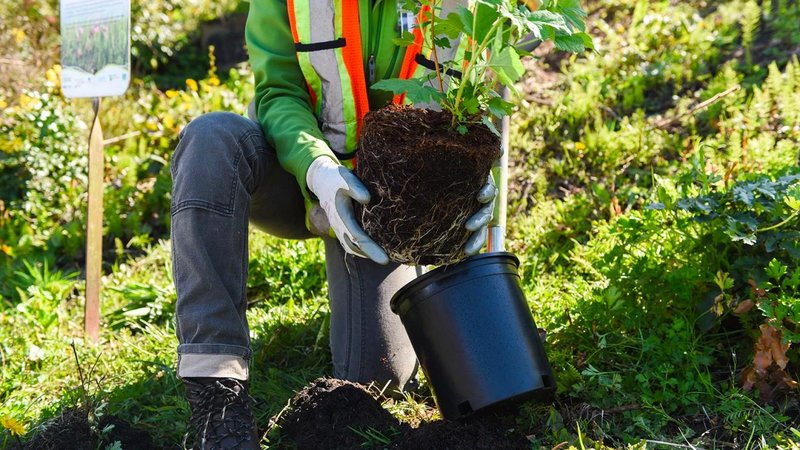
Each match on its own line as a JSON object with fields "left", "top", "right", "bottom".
{"left": 357, "top": 105, "right": 500, "bottom": 265}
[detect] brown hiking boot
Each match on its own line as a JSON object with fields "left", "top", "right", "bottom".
{"left": 183, "top": 377, "right": 260, "bottom": 450}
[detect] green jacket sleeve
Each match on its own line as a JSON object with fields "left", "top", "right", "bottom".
{"left": 245, "top": 0, "right": 337, "bottom": 198}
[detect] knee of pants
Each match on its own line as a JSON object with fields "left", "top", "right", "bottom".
{"left": 171, "top": 112, "right": 261, "bottom": 217}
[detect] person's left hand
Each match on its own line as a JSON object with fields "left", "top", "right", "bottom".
{"left": 463, "top": 175, "right": 496, "bottom": 255}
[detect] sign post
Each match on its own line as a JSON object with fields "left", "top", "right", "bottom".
{"left": 60, "top": 0, "right": 131, "bottom": 342}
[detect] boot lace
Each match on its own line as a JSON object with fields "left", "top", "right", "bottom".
{"left": 184, "top": 379, "right": 256, "bottom": 450}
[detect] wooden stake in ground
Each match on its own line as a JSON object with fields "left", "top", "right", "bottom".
{"left": 61, "top": 0, "right": 131, "bottom": 341}
{"left": 85, "top": 98, "right": 104, "bottom": 342}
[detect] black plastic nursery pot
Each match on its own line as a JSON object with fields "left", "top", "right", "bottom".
{"left": 391, "top": 252, "right": 555, "bottom": 420}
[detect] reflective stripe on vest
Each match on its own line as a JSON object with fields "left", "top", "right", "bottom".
{"left": 288, "top": 0, "right": 368, "bottom": 160}
{"left": 287, "top": 0, "right": 465, "bottom": 159}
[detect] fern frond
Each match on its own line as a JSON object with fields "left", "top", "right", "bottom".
{"left": 740, "top": 0, "right": 761, "bottom": 66}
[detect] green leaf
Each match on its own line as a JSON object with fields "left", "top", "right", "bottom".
{"left": 488, "top": 47, "right": 525, "bottom": 88}
{"left": 725, "top": 216, "right": 757, "bottom": 245}
{"left": 481, "top": 115, "right": 500, "bottom": 137}
{"left": 443, "top": 11, "right": 471, "bottom": 36}
{"left": 766, "top": 258, "right": 788, "bottom": 281}
{"left": 474, "top": 1, "right": 501, "bottom": 43}
{"left": 552, "top": 0, "right": 588, "bottom": 32}
{"left": 463, "top": 96, "right": 480, "bottom": 115}
{"left": 449, "top": 7, "right": 474, "bottom": 37}
{"left": 785, "top": 195, "right": 800, "bottom": 211}
{"left": 433, "top": 36, "right": 452, "bottom": 49}
{"left": 497, "top": 1, "right": 529, "bottom": 32}
{"left": 371, "top": 79, "right": 444, "bottom": 106}
{"left": 575, "top": 32, "right": 595, "bottom": 51}
{"left": 784, "top": 270, "right": 800, "bottom": 289}
{"left": 487, "top": 96, "right": 515, "bottom": 118}
{"left": 527, "top": 10, "right": 570, "bottom": 34}
{"left": 451, "top": 3, "right": 499, "bottom": 43}
{"left": 392, "top": 31, "right": 416, "bottom": 47}
{"left": 554, "top": 33, "right": 588, "bottom": 53}
{"left": 436, "top": 13, "right": 464, "bottom": 39}
{"left": 733, "top": 185, "right": 755, "bottom": 206}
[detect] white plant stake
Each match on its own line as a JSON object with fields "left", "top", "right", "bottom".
{"left": 60, "top": 0, "right": 131, "bottom": 342}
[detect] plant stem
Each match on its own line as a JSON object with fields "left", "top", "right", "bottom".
{"left": 451, "top": 17, "right": 503, "bottom": 126}
{"left": 429, "top": 0, "right": 445, "bottom": 93}
{"left": 757, "top": 210, "right": 799, "bottom": 232}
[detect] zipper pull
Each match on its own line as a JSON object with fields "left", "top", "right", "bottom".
{"left": 368, "top": 54, "right": 376, "bottom": 85}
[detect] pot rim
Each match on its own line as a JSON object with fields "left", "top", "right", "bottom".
{"left": 390, "top": 252, "right": 520, "bottom": 314}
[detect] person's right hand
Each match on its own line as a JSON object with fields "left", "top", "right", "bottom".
{"left": 306, "top": 156, "right": 389, "bottom": 265}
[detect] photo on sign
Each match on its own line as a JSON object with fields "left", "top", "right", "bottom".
{"left": 61, "top": 17, "right": 128, "bottom": 74}
{"left": 60, "top": 0, "right": 130, "bottom": 98}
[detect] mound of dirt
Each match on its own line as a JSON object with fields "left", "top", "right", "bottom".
{"left": 277, "top": 377, "right": 529, "bottom": 450}
{"left": 279, "top": 378, "right": 410, "bottom": 450}
{"left": 9, "top": 408, "right": 158, "bottom": 450}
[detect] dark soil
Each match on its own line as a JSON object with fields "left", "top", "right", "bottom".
{"left": 356, "top": 105, "right": 501, "bottom": 266}
{"left": 279, "top": 378, "right": 409, "bottom": 450}
{"left": 277, "top": 377, "right": 530, "bottom": 450}
{"left": 8, "top": 407, "right": 159, "bottom": 450}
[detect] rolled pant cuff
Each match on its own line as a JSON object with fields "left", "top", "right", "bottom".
{"left": 177, "top": 353, "right": 249, "bottom": 380}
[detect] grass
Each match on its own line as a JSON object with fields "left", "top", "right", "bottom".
{"left": 2, "top": 0, "right": 800, "bottom": 448}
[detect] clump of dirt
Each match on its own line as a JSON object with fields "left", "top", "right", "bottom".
{"left": 356, "top": 105, "right": 500, "bottom": 266}
{"left": 8, "top": 407, "right": 158, "bottom": 450}
{"left": 279, "top": 378, "right": 410, "bottom": 450}
{"left": 276, "top": 377, "right": 530, "bottom": 450}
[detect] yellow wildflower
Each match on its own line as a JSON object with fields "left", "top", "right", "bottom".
{"left": 1, "top": 244, "right": 13, "bottom": 256}
{"left": 0, "top": 415, "right": 25, "bottom": 436}
{"left": 163, "top": 114, "right": 175, "bottom": 130}
{"left": 46, "top": 65, "right": 61, "bottom": 86}
{"left": 0, "top": 137, "right": 23, "bottom": 153}
{"left": 208, "top": 76, "right": 221, "bottom": 87}
{"left": 165, "top": 89, "right": 180, "bottom": 99}
{"left": 0, "top": 99, "right": 7, "bottom": 109}
{"left": 18, "top": 94, "right": 33, "bottom": 109}
{"left": 186, "top": 78, "right": 199, "bottom": 92}
{"left": 575, "top": 142, "right": 586, "bottom": 150}
{"left": 145, "top": 121, "right": 159, "bottom": 132}
{"left": 11, "top": 28, "right": 25, "bottom": 45}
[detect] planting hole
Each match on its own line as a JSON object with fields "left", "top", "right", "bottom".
{"left": 541, "top": 374, "right": 554, "bottom": 388}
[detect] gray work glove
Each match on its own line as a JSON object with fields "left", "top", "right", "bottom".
{"left": 463, "top": 175, "right": 496, "bottom": 255}
{"left": 306, "top": 156, "right": 390, "bottom": 265}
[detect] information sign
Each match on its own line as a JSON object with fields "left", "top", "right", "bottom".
{"left": 60, "top": 0, "right": 131, "bottom": 98}
{"left": 60, "top": 0, "right": 131, "bottom": 341}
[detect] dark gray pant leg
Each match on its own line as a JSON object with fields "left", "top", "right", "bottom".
{"left": 172, "top": 112, "right": 309, "bottom": 380}
{"left": 172, "top": 111, "right": 417, "bottom": 387}
{"left": 324, "top": 237, "right": 419, "bottom": 391}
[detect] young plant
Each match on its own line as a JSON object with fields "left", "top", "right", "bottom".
{"left": 374, "top": 0, "right": 593, "bottom": 132}
{"left": 358, "top": 0, "right": 592, "bottom": 264}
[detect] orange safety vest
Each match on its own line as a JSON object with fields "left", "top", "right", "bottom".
{"left": 286, "top": 0, "right": 464, "bottom": 161}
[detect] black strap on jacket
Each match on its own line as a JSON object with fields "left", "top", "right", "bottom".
{"left": 414, "top": 54, "right": 463, "bottom": 79}
{"left": 295, "top": 38, "right": 347, "bottom": 52}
